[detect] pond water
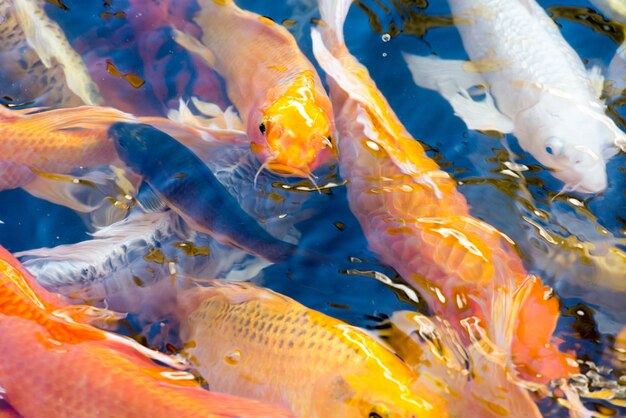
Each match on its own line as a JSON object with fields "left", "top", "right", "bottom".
{"left": 0, "top": 0, "right": 624, "bottom": 416}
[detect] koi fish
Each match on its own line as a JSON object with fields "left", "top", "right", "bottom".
{"left": 178, "top": 282, "right": 448, "bottom": 418}
{"left": 378, "top": 311, "right": 543, "bottom": 418}
{"left": 403, "top": 0, "right": 626, "bottom": 193}
{"left": 17, "top": 210, "right": 270, "bottom": 318}
{"left": 109, "top": 122, "right": 298, "bottom": 263}
{"left": 0, "top": 401, "right": 20, "bottom": 418}
{"left": 0, "top": 104, "right": 140, "bottom": 214}
{"left": 0, "top": 245, "right": 295, "bottom": 417}
{"left": 1, "top": 0, "right": 101, "bottom": 107}
{"left": 311, "top": 0, "right": 578, "bottom": 383}
{"left": 68, "top": 0, "right": 226, "bottom": 116}
{"left": 173, "top": 0, "right": 336, "bottom": 179}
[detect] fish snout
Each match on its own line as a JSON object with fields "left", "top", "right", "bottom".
{"left": 563, "top": 146, "right": 607, "bottom": 193}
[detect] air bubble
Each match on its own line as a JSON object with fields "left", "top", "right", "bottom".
{"left": 381, "top": 33, "right": 391, "bottom": 42}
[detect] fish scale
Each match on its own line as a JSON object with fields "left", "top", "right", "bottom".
{"left": 179, "top": 283, "right": 448, "bottom": 417}
{"left": 0, "top": 246, "right": 296, "bottom": 418}
{"left": 312, "top": 0, "right": 578, "bottom": 383}
{"left": 449, "top": 0, "right": 596, "bottom": 110}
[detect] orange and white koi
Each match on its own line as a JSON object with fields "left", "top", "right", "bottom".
{"left": 178, "top": 282, "right": 448, "bottom": 418}
{"left": 311, "top": 0, "right": 578, "bottom": 383}
{"left": 173, "top": 0, "right": 336, "bottom": 179}
{"left": 0, "top": 245, "right": 295, "bottom": 418}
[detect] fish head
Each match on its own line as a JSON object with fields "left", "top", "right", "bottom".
{"left": 109, "top": 122, "right": 163, "bottom": 174}
{"left": 250, "top": 70, "right": 337, "bottom": 177}
{"left": 515, "top": 102, "right": 615, "bottom": 193}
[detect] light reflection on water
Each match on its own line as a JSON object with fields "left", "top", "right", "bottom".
{"left": 0, "top": 0, "right": 624, "bottom": 416}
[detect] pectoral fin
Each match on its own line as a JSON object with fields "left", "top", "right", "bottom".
{"left": 136, "top": 182, "right": 168, "bottom": 213}
{"left": 448, "top": 89, "right": 515, "bottom": 132}
{"left": 587, "top": 65, "right": 605, "bottom": 98}
{"left": 403, "top": 53, "right": 513, "bottom": 132}
{"left": 172, "top": 28, "right": 217, "bottom": 68}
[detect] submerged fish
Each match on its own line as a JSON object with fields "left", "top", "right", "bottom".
{"left": 178, "top": 282, "right": 448, "bottom": 418}
{"left": 0, "top": 105, "right": 135, "bottom": 191}
{"left": 379, "top": 311, "right": 543, "bottom": 418}
{"left": 173, "top": 0, "right": 336, "bottom": 178}
{"left": 403, "top": 0, "right": 626, "bottom": 193}
{"left": 311, "top": 0, "right": 578, "bottom": 383}
{"left": 109, "top": 122, "right": 298, "bottom": 263}
{"left": 17, "top": 210, "right": 270, "bottom": 319}
{"left": 0, "top": 0, "right": 100, "bottom": 107}
{"left": 0, "top": 245, "right": 295, "bottom": 417}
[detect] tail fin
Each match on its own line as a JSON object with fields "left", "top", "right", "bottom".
{"left": 317, "top": 0, "right": 353, "bottom": 46}
{"left": 13, "top": 0, "right": 102, "bottom": 105}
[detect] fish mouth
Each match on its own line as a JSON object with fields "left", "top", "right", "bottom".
{"left": 267, "top": 162, "right": 312, "bottom": 178}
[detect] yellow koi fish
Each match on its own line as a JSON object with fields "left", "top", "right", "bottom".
{"left": 173, "top": 0, "right": 336, "bottom": 179}
{"left": 311, "top": 0, "right": 578, "bottom": 383}
{"left": 178, "top": 282, "right": 448, "bottom": 418}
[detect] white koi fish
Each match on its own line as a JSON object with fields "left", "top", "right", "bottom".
{"left": 403, "top": 0, "right": 626, "bottom": 193}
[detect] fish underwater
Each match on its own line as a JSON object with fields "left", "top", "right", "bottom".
{"left": 0, "top": 105, "right": 136, "bottom": 191}
{"left": 16, "top": 210, "right": 271, "bottom": 322}
{"left": 109, "top": 122, "right": 298, "bottom": 263}
{"left": 311, "top": 0, "right": 578, "bottom": 383}
{"left": 173, "top": 0, "right": 337, "bottom": 179}
{"left": 0, "top": 245, "right": 296, "bottom": 417}
{"left": 68, "top": 0, "right": 226, "bottom": 117}
{"left": 0, "top": 0, "right": 100, "bottom": 108}
{"left": 403, "top": 0, "right": 626, "bottom": 193}
{"left": 178, "top": 281, "right": 449, "bottom": 418}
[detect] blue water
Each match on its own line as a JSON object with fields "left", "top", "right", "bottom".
{"left": 0, "top": 0, "right": 624, "bottom": 416}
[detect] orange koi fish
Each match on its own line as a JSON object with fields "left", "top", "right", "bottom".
{"left": 0, "top": 245, "right": 295, "bottom": 418}
{"left": 178, "top": 282, "right": 448, "bottom": 418}
{"left": 311, "top": 0, "right": 578, "bottom": 383}
{"left": 0, "top": 105, "right": 136, "bottom": 191}
{"left": 173, "top": 0, "right": 336, "bottom": 179}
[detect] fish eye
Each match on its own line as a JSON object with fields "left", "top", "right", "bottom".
{"left": 369, "top": 405, "right": 391, "bottom": 418}
{"left": 545, "top": 137, "right": 564, "bottom": 157}
{"left": 259, "top": 122, "right": 266, "bottom": 135}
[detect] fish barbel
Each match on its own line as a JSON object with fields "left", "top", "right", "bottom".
{"left": 311, "top": 0, "right": 578, "bottom": 383}
{"left": 178, "top": 282, "right": 448, "bottom": 418}
{"left": 0, "top": 245, "right": 295, "bottom": 418}
{"left": 403, "top": 0, "right": 626, "bottom": 193}
{"left": 173, "top": 0, "right": 336, "bottom": 178}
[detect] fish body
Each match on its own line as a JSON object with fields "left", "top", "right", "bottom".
{"left": 175, "top": 0, "right": 336, "bottom": 177}
{"left": 0, "top": 245, "right": 295, "bottom": 418}
{"left": 312, "top": 0, "right": 577, "bottom": 383}
{"left": 403, "top": 0, "right": 626, "bottom": 193}
{"left": 110, "top": 122, "right": 297, "bottom": 263}
{"left": 0, "top": 0, "right": 100, "bottom": 107}
{"left": 0, "top": 105, "right": 135, "bottom": 190}
{"left": 179, "top": 282, "right": 448, "bottom": 418}
{"left": 17, "top": 210, "right": 270, "bottom": 318}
